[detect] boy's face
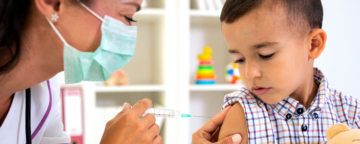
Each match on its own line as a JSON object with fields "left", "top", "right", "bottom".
{"left": 222, "top": 5, "right": 313, "bottom": 104}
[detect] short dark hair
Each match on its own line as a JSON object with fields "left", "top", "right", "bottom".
{"left": 220, "top": 0, "right": 323, "bottom": 31}
{"left": 0, "top": 0, "right": 93, "bottom": 75}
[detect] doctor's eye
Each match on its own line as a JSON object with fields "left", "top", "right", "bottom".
{"left": 235, "top": 58, "right": 245, "bottom": 63}
{"left": 125, "top": 16, "right": 137, "bottom": 23}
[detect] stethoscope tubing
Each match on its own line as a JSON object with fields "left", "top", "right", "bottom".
{"left": 26, "top": 88, "right": 31, "bottom": 144}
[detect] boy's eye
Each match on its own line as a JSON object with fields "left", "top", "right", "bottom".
{"left": 125, "top": 16, "right": 137, "bottom": 24}
{"left": 235, "top": 58, "right": 245, "bottom": 63}
{"left": 259, "top": 53, "right": 275, "bottom": 59}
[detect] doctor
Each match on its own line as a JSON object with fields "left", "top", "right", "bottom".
{"left": 0, "top": 0, "right": 241, "bottom": 143}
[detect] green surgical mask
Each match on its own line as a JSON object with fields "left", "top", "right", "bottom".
{"left": 46, "top": 1, "right": 137, "bottom": 84}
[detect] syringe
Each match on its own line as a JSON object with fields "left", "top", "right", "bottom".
{"left": 143, "top": 108, "right": 211, "bottom": 118}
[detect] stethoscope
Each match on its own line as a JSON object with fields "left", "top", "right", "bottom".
{"left": 25, "top": 88, "right": 32, "bottom": 144}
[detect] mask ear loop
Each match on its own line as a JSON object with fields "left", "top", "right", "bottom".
{"left": 45, "top": 0, "right": 103, "bottom": 46}
{"left": 45, "top": 17, "right": 69, "bottom": 46}
{"left": 77, "top": 0, "right": 104, "bottom": 22}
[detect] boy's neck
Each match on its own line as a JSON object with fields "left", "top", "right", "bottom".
{"left": 290, "top": 74, "right": 319, "bottom": 109}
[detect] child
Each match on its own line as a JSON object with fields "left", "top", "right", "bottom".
{"left": 218, "top": 0, "right": 360, "bottom": 143}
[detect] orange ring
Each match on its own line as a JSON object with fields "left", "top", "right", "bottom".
{"left": 197, "top": 74, "right": 216, "bottom": 79}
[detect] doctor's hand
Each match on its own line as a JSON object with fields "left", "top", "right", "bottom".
{"left": 191, "top": 106, "right": 241, "bottom": 144}
{"left": 100, "top": 98, "right": 162, "bottom": 144}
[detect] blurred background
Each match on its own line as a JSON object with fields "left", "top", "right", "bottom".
{"left": 57, "top": 0, "right": 360, "bottom": 144}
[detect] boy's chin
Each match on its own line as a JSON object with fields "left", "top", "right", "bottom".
{"left": 256, "top": 94, "right": 287, "bottom": 105}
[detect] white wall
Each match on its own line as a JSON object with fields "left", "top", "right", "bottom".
{"left": 314, "top": 0, "right": 360, "bottom": 98}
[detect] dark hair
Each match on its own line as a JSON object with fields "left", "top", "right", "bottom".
{"left": 0, "top": 0, "right": 31, "bottom": 74}
{"left": 220, "top": 0, "right": 323, "bottom": 31}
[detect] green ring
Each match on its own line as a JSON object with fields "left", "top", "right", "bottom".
{"left": 199, "top": 66, "right": 213, "bottom": 70}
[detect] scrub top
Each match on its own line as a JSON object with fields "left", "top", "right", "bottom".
{"left": 0, "top": 76, "right": 70, "bottom": 144}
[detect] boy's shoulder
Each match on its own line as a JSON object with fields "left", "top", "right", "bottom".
{"left": 314, "top": 68, "right": 360, "bottom": 122}
{"left": 325, "top": 87, "right": 360, "bottom": 127}
{"left": 323, "top": 86, "right": 360, "bottom": 109}
{"left": 326, "top": 87, "right": 360, "bottom": 109}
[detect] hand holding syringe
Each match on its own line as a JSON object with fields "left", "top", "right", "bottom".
{"left": 143, "top": 108, "right": 212, "bottom": 118}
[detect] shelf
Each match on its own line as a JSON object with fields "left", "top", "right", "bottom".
{"left": 134, "top": 8, "right": 165, "bottom": 23}
{"left": 190, "top": 10, "right": 222, "bottom": 26}
{"left": 189, "top": 84, "right": 244, "bottom": 91}
{"left": 95, "top": 85, "right": 165, "bottom": 92}
{"left": 190, "top": 10, "right": 221, "bottom": 17}
{"left": 138, "top": 8, "right": 166, "bottom": 16}
{"left": 60, "top": 83, "right": 82, "bottom": 88}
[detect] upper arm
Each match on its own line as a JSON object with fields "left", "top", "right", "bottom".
{"left": 219, "top": 102, "right": 248, "bottom": 144}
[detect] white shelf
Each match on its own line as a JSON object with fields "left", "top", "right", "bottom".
{"left": 189, "top": 84, "right": 244, "bottom": 91}
{"left": 137, "top": 8, "right": 166, "bottom": 16}
{"left": 190, "top": 10, "right": 221, "bottom": 17}
{"left": 60, "top": 83, "right": 82, "bottom": 88}
{"left": 134, "top": 8, "right": 165, "bottom": 22}
{"left": 95, "top": 85, "right": 165, "bottom": 92}
{"left": 190, "top": 10, "right": 222, "bottom": 26}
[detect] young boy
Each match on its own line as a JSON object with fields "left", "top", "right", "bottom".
{"left": 218, "top": 0, "right": 360, "bottom": 143}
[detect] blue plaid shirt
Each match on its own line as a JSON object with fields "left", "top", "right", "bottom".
{"left": 222, "top": 68, "right": 360, "bottom": 143}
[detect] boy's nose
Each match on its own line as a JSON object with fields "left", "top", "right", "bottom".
{"left": 246, "top": 61, "right": 262, "bottom": 80}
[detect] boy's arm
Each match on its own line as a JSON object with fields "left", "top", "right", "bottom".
{"left": 218, "top": 102, "right": 248, "bottom": 144}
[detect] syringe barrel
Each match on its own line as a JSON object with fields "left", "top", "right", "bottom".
{"left": 143, "top": 108, "right": 181, "bottom": 118}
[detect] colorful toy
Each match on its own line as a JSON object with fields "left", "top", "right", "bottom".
{"left": 195, "top": 46, "right": 216, "bottom": 84}
{"left": 105, "top": 69, "right": 129, "bottom": 86}
{"left": 225, "top": 62, "right": 241, "bottom": 84}
{"left": 326, "top": 123, "right": 360, "bottom": 144}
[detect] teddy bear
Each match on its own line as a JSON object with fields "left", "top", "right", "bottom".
{"left": 326, "top": 123, "right": 360, "bottom": 144}
{"left": 105, "top": 69, "right": 129, "bottom": 86}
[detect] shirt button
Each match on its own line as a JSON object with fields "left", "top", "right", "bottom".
{"left": 285, "top": 113, "right": 292, "bottom": 120}
{"left": 313, "top": 113, "right": 319, "bottom": 119}
{"left": 301, "top": 124, "right": 308, "bottom": 132}
{"left": 296, "top": 108, "right": 304, "bottom": 115}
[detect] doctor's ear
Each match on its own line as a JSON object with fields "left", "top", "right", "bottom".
{"left": 35, "top": 0, "right": 62, "bottom": 22}
{"left": 307, "top": 29, "right": 327, "bottom": 59}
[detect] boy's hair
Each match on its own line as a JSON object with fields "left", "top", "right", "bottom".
{"left": 220, "top": 0, "right": 323, "bottom": 32}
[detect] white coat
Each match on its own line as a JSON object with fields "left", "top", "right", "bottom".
{"left": 0, "top": 76, "right": 70, "bottom": 144}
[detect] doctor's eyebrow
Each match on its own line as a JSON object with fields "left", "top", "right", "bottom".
{"left": 124, "top": 2, "right": 142, "bottom": 12}
{"left": 228, "top": 50, "right": 239, "bottom": 53}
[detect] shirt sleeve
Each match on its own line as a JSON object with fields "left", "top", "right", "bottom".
{"left": 348, "top": 95, "right": 360, "bottom": 129}
{"left": 222, "top": 87, "right": 249, "bottom": 110}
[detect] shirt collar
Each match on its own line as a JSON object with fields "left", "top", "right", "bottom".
{"left": 308, "top": 67, "right": 330, "bottom": 112}
{"left": 269, "top": 67, "right": 330, "bottom": 117}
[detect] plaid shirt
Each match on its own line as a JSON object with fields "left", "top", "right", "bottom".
{"left": 222, "top": 68, "right": 360, "bottom": 144}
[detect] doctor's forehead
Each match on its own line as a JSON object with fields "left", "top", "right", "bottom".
{"left": 87, "top": 0, "right": 143, "bottom": 12}
{"left": 121, "top": 0, "right": 143, "bottom": 11}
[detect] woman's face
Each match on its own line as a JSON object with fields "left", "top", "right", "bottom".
{"left": 49, "top": 0, "right": 143, "bottom": 52}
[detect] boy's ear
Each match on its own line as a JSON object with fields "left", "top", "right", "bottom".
{"left": 35, "top": 0, "right": 62, "bottom": 21}
{"left": 307, "top": 29, "right": 327, "bottom": 59}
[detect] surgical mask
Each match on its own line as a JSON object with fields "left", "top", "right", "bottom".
{"left": 46, "top": 1, "right": 137, "bottom": 84}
